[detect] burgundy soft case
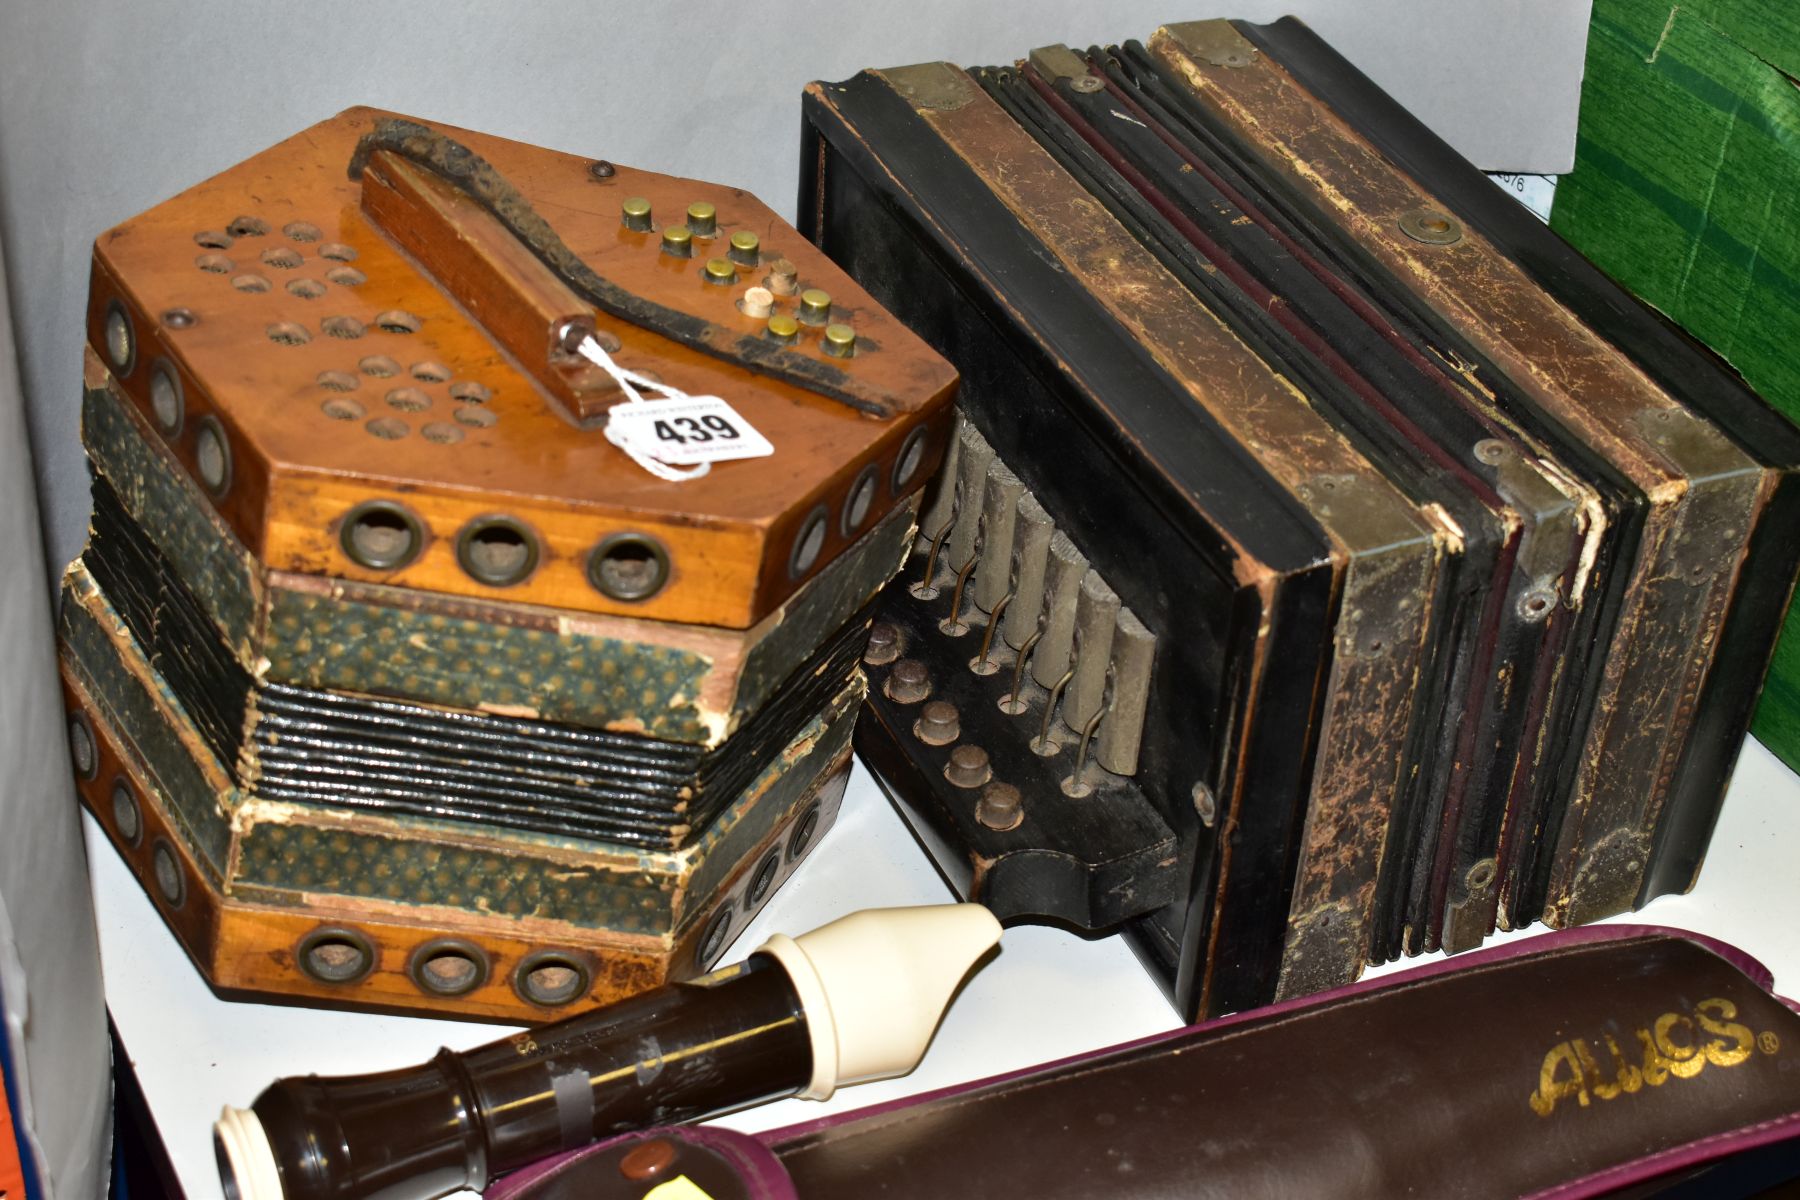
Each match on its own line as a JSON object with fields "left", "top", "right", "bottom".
{"left": 489, "top": 926, "right": 1800, "bottom": 1199}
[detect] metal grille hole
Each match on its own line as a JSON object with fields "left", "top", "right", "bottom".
{"left": 516, "top": 952, "right": 588, "bottom": 1008}
{"left": 699, "top": 910, "right": 733, "bottom": 968}
{"left": 104, "top": 303, "right": 135, "bottom": 372}
{"left": 789, "top": 507, "right": 828, "bottom": 579}
{"left": 283, "top": 221, "right": 321, "bottom": 242}
{"left": 384, "top": 386, "right": 429, "bottom": 412}
{"left": 409, "top": 941, "right": 487, "bottom": 997}
{"left": 340, "top": 500, "right": 423, "bottom": 569}
{"left": 373, "top": 309, "right": 421, "bottom": 334}
{"left": 457, "top": 517, "right": 538, "bottom": 587}
{"left": 151, "top": 841, "right": 184, "bottom": 907}
{"left": 266, "top": 322, "right": 310, "bottom": 346}
{"left": 298, "top": 928, "right": 375, "bottom": 984}
{"left": 589, "top": 533, "right": 670, "bottom": 601}
{"left": 68, "top": 713, "right": 97, "bottom": 779}
{"left": 787, "top": 801, "right": 822, "bottom": 862}
{"left": 260, "top": 246, "right": 302, "bottom": 270}
{"left": 195, "top": 253, "right": 234, "bottom": 274}
{"left": 286, "top": 278, "right": 326, "bottom": 300}
{"left": 111, "top": 778, "right": 142, "bottom": 846}
{"left": 227, "top": 215, "right": 269, "bottom": 237}
{"left": 747, "top": 850, "right": 782, "bottom": 906}
{"left": 195, "top": 418, "right": 231, "bottom": 494}
{"left": 358, "top": 354, "right": 400, "bottom": 377}
{"left": 842, "top": 465, "right": 878, "bottom": 535}
{"left": 321, "top": 315, "right": 366, "bottom": 339}
{"left": 149, "top": 363, "right": 183, "bottom": 434}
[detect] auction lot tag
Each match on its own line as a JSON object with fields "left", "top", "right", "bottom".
{"left": 607, "top": 396, "right": 774, "bottom": 466}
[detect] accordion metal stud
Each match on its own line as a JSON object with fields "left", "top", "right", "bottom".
{"left": 801, "top": 20, "right": 1800, "bottom": 1021}
{"left": 60, "top": 107, "right": 956, "bottom": 1021}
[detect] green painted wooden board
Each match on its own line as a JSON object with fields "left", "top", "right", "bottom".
{"left": 1551, "top": 0, "right": 1800, "bottom": 771}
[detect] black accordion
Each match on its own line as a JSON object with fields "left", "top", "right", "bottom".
{"left": 800, "top": 19, "right": 1800, "bottom": 1020}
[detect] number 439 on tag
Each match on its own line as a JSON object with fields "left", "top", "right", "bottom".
{"left": 608, "top": 397, "right": 774, "bottom": 465}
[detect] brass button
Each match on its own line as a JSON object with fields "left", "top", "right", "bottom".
{"left": 729, "top": 229, "right": 760, "bottom": 265}
{"left": 661, "top": 225, "right": 694, "bottom": 257}
{"left": 823, "top": 323, "right": 856, "bottom": 358}
{"left": 798, "top": 287, "right": 832, "bottom": 325}
{"left": 686, "top": 201, "right": 718, "bottom": 236}
{"left": 621, "top": 197, "right": 652, "bottom": 232}
{"left": 766, "top": 314, "right": 799, "bottom": 345}
{"left": 703, "top": 257, "right": 736, "bottom": 285}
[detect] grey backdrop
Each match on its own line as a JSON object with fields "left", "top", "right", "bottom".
{"left": 1, "top": 0, "right": 1589, "bottom": 575}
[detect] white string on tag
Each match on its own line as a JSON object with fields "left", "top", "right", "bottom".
{"left": 574, "top": 332, "right": 712, "bottom": 482}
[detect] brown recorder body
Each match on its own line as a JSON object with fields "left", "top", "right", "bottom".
{"left": 60, "top": 108, "right": 956, "bottom": 1021}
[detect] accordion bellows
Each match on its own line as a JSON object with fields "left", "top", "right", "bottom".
{"left": 60, "top": 108, "right": 956, "bottom": 1021}
{"left": 802, "top": 20, "right": 1800, "bottom": 1020}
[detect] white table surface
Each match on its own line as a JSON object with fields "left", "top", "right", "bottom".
{"left": 91, "top": 738, "right": 1800, "bottom": 1199}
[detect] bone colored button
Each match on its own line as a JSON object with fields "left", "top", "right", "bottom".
{"left": 740, "top": 286, "right": 775, "bottom": 319}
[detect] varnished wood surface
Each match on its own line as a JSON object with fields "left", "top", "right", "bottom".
{"left": 87, "top": 106, "right": 957, "bottom": 627}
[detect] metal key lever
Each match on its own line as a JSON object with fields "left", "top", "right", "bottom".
{"left": 972, "top": 592, "right": 1013, "bottom": 675}
{"left": 855, "top": 603, "right": 1182, "bottom": 931}
{"left": 1001, "top": 623, "right": 1044, "bottom": 716}
{"left": 1064, "top": 671, "right": 1114, "bottom": 798}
